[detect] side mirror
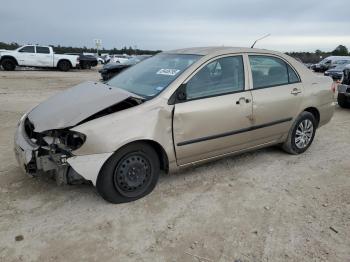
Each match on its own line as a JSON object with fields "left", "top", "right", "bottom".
{"left": 168, "top": 83, "right": 187, "bottom": 105}
{"left": 177, "top": 90, "right": 186, "bottom": 101}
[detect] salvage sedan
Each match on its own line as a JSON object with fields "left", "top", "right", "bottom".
{"left": 14, "top": 47, "right": 335, "bottom": 203}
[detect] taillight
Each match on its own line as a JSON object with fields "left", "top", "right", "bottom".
{"left": 331, "top": 82, "right": 338, "bottom": 93}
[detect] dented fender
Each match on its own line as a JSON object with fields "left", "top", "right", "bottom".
{"left": 71, "top": 97, "right": 177, "bottom": 171}
{"left": 67, "top": 153, "right": 113, "bottom": 185}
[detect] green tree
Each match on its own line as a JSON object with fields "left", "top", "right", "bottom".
{"left": 332, "top": 45, "right": 349, "bottom": 56}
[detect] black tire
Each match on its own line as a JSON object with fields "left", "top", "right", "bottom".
{"left": 1, "top": 58, "right": 16, "bottom": 71}
{"left": 81, "top": 62, "right": 91, "bottom": 70}
{"left": 57, "top": 60, "right": 71, "bottom": 71}
{"left": 338, "top": 93, "right": 350, "bottom": 108}
{"left": 96, "top": 142, "right": 160, "bottom": 204}
{"left": 282, "top": 112, "right": 317, "bottom": 155}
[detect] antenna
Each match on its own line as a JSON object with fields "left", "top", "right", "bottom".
{"left": 251, "top": 34, "right": 271, "bottom": 48}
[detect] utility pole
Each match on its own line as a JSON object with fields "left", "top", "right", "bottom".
{"left": 94, "top": 39, "right": 102, "bottom": 56}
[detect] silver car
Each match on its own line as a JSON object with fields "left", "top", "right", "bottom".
{"left": 14, "top": 47, "right": 335, "bottom": 203}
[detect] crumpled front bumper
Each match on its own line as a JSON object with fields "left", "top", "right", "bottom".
{"left": 14, "top": 116, "right": 39, "bottom": 175}
{"left": 14, "top": 114, "right": 113, "bottom": 185}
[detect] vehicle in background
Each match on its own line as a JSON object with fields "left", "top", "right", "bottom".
{"left": 337, "top": 65, "right": 350, "bottom": 108}
{"left": 101, "top": 54, "right": 111, "bottom": 64}
{"left": 324, "top": 63, "right": 350, "bottom": 80}
{"left": 97, "top": 57, "right": 105, "bottom": 64}
{"left": 110, "top": 54, "right": 131, "bottom": 64}
{"left": 312, "top": 56, "right": 350, "bottom": 72}
{"left": 304, "top": 63, "right": 314, "bottom": 69}
{"left": 99, "top": 55, "right": 151, "bottom": 81}
{"left": 0, "top": 45, "right": 79, "bottom": 71}
{"left": 65, "top": 53, "right": 98, "bottom": 69}
{"left": 14, "top": 47, "right": 335, "bottom": 203}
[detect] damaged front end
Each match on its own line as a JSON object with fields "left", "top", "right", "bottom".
{"left": 14, "top": 81, "right": 144, "bottom": 185}
{"left": 14, "top": 116, "right": 87, "bottom": 184}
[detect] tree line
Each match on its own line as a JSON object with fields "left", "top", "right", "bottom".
{"left": 0, "top": 42, "right": 349, "bottom": 63}
{"left": 286, "top": 45, "right": 349, "bottom": 63}
{"left": 0, "top": 42, "right": 161, "bottom": 56}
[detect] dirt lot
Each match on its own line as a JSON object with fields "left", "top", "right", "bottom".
{"left": 0, "top": 68, "right": 349, "bottom": 262}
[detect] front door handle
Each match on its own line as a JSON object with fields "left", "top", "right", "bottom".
{"left": 291, "top": 88, "right": 302, "bottom": 95}
{"left": 236, "top": 97, "right": 251, "bottom": 105}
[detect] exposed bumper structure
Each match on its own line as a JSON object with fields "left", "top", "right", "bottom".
{"left": 14, "top": 115, "right": 112, "bottom": 185}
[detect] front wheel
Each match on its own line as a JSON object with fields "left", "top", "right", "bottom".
{"left": 282, "top": 112, "right": 317, "bottom": 155}
{"left": 1, "top": 59, "right": 16, "bottom": 71}
{"left": 96, "top": 142, "right": 160, "bottom": 204}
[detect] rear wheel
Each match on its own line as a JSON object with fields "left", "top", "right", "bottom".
{"left": 338, "top": 93, "right": 350, "bottom": 108}
{"left": 57, "top": 60, "right": 71, "bottom": 71}
{"left": 96, "top": 142, "right": 160, "bottom": 204}
{"left": 1, "top": 58, "right": 16, "bottom": 71}
{"left": 81, "top": 62, "right": 91, "bottom": 69}
{"left": 282, "top": 112, "right": 316, "bottom": 155}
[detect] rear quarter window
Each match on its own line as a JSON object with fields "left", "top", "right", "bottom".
{"left": 36, "top": 46, "right": 50, "bottom": 54}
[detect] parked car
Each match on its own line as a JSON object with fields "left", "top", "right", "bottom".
{"left": 99, "top": 55, "right": 151, "bottom": 81}
{"left": 312, "top": 56, "right": 350, "bottom": 72}
{"left": 324, "top": 63, "right": 350, "bottom": 80}
{"left": 0, "top": 45, "right": 79, "bottom": 71}
{"left": 337, "top": 65, "right": 350, "bottom": 108}
{"left": 97, "top": 57, "right": 105, "bottom": 64}
{"left": 110, "top": 54, "right": 130, "bottom": 64}
{"left": 14, "top": 47, "right": 334, "bottom": 203}
{"left": 101, "top": 55, "right": 110, "bottom": 64}
{"left": 65, "top": 53, "right": 98, "bottom": 69}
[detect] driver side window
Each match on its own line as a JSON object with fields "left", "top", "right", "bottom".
{"left": 19, "top": 46, "right": 35, "bottom": 53}
{"left": 186, "top": 56, "right": 245, "bottom": 100}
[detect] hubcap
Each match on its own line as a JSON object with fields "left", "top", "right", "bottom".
{"left": 295, "top": 119, "right": 314, "bottom": 149}
{"left": 113, "top": 153, "right": 152, "bottom": 197}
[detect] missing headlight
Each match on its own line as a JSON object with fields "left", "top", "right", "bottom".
{"left": 56, "top": 130, "right": 86, "bottom": 151}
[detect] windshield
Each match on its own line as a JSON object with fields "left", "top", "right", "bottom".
{"left": 319, "top": 59, "right": 330, "bottom": 64}
{"left": 107, "top": 53, "right": 202, "bottom": 98}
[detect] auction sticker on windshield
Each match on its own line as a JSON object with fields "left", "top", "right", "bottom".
{"left": 156, "top": 69, "right": 180, "bottom": 76}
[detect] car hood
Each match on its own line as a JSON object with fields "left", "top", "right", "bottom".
{"left": 327, "top": 67, "right": 344, "bottom": 73}
{"left": 27, "top": 81, "right": 140, "bottom": 132}
{"left": 102, "top": 63, "right": 130, "bottom": 70}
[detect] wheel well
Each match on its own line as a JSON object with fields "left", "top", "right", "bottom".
{"left": 304, "top": 107, "right": 320, "bottom": 127}
{"left": 0, "top": 56, "right": 18, "bottom": 65}
{"left": 58, "top": 59, "right": 72, "bottom": 67}
{"left": 119, "top": 140, "right": 169, "bottom": 173}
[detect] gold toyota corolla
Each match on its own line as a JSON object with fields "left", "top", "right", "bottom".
{"left": 14, "top": 47, "right": 335, "bottom": 203}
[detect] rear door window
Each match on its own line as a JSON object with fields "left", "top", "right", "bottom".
{"left": 36, "top": 46, "right": 50, "bottom": 54}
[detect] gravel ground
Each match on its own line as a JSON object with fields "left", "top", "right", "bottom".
{"left": 0, "top": 68, "right": 349, "bottom": 262}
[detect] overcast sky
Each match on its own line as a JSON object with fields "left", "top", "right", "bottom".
{"left": 0, "top": 0, "right": 349, "bottom": 52}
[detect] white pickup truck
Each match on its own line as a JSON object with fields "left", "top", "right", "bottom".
{"left": 0, "top": 45, "right": 79, "bottom": 71}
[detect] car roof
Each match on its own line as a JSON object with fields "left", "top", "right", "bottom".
{"left": 165, "top": 46, "right": 282, "bottom": 56}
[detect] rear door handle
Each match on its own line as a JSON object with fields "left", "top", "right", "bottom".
{"left": 291, "top": 88, "right": 302, "bottom": 95}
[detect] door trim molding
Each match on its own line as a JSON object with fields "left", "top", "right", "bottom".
{"left": 177, "top": 117, "right": 293, "bottom": 146}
